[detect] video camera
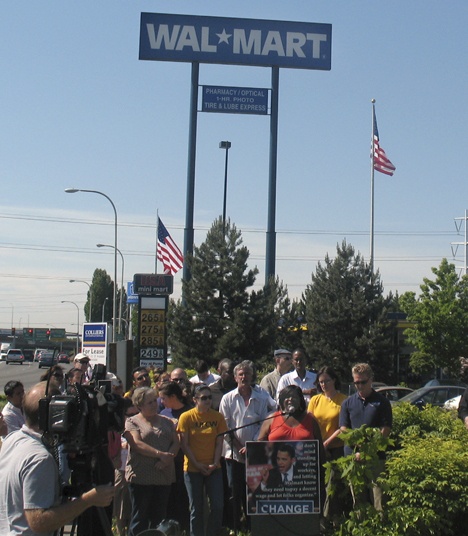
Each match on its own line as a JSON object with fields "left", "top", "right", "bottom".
{"left": 39, "top": 364, "right": 125, "bottom": 453}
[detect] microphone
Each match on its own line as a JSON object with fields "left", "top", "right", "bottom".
{"left": 286, "top": 404, "right": 297, "bottom": 415}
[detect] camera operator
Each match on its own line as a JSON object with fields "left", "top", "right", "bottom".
{"left": 0, "top": 381, "right": 115, "bottom": 536}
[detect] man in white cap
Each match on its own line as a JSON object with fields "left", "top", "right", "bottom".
{"left": 73, "top": 353, "right": 93, "bottom": 383}
{"left": 259, "top": 349, "right": 293, "bottom": 399}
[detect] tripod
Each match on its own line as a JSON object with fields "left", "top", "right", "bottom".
{"left": 57, "top": 447, "right": 115, "bottom": 536}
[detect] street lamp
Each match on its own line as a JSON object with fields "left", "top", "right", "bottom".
{"left": 102, "top": 297, "right": 109, "bottom": 323}
{"left": 69, "top": 279, "right": 93, "bottom": 322}
{"left": 219, "top": 141, "right": 231, "bottom": 233}
{"left": 61, "top": 300, "right": 80, "bottom": 354}
{"left": 97, "top": 243, "right": 124, "bottom": 337}
{"left": 65, "top": 188, "right": 118, "bottom": 342}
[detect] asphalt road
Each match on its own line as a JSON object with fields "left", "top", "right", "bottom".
{"left": 0, "top": 360, "right": 75, "bottom": 393}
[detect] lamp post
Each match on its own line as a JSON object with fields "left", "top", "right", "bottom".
{"left": 102, "top": 297, "right": 109, "bottom": 323}
{"left": 97, "top": 243, "right": 124, "bottom": 337}
{"left": 65, "top": 188, "right": 117, "bottom": 342}
{"left": 219, "top": 141, "right": 231, "bottom": 234}
{"left": 61, "top": 300, "right": 80, "bottom": 354}
{"left": 69, "top": 279, "right": 93, "bottom": 322}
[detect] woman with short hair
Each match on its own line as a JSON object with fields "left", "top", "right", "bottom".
{"left": 124, "top": 387, "right": 179, "bottom": 536}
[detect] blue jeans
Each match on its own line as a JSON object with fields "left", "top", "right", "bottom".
{"left": 184, "top": 469, "right": 224, "bottom": 536}
{"left": 128, "top": 483, "right": 170, "bottom": 536}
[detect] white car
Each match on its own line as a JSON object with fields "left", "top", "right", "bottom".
{"left": 6, "top": 349, "right": 25, "bottom": 365}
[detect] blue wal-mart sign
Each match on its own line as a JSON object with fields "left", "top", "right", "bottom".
{"left": 139, "top": 13, "right": 331, "bottom": 70}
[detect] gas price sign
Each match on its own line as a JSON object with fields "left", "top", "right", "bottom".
{"left": 138, "top": 296, "right": 167, "bottom": 368}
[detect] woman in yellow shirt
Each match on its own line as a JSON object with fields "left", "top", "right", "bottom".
{"left": 308, "top": 366, "right": 347, "bottom": 460}
{"left": 308, "top": 366, "right": 347, "bottom": 521}
{"left": 177, "top": 384, "right": 227, "bottom": 536}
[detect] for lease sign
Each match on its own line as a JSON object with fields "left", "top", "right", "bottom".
{"left": 140, "top": 13, "right": 332, "bottom": 70}
{"left": 82, "top": 322, "right": 107, "bottom": 366}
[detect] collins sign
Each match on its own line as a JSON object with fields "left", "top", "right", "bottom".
{"left": 139, "top": 13, "right": 332, "bottom": 70}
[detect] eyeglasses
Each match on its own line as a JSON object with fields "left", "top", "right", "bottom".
{"left": 196, "top": 395, "right": 212, "bottom": 401}
{"left": 136, "top": 374, "right": 149, "bottom": 381}
{"left": 353, "top": 379, "right": 369, "bottom": 386}
{"left": 172, "top": 378, "right": 184, "bottom": 382}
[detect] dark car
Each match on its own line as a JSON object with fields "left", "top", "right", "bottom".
{"left": 397, "top": 385, "right": 466, "bottom": 409}
{"left": 22, "top": 349, "right": 34, "bottom": 362}
{"left": 375, "top": 386, "right": 413, "bottom": 402}
{"left": 38, "top": 351, "right": 57, "bottom": 368}
{"left": 57, "top": 353, "right": 70, "bottom": 364}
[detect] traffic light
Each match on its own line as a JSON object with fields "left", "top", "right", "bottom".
{"left": 11, "top": 327, "right": 15, "bottom": 336}
{"left": 46, "top": 329, "right": 51, "bottom": 338}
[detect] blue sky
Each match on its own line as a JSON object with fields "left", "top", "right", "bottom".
{"left": 1, "top": 1, "right": 467, "bottom": 332}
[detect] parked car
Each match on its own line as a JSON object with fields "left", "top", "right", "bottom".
{"left": 38, "top": 351, "right": 57, "bottom": 368}
{"left": 375, "top": 386, "right": 414, "bottom": 402}
{"left": 57, "top": 353, "right": 70, "bottom": 364}
{"left": 424, "top": 379, "right": 467, "bottom": 388}
{"left": 6, "top": 349, "right": 25, "bottom": 365}
{"left": 397, "top": 385, "right": 466, "bottom": 409}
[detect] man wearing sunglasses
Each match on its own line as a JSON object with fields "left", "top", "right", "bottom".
{"left": 339, "top": 362, "right": 392, "bottom": 511}
{"left": 124, "top": 367, "right": 151, "bottom": 398}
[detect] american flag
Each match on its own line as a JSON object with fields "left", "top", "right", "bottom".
{"left": 157, "top": 217, "right": 184, "bottom": 276}
{"left": 372, "top": 108, "right": 396, "bottom": 176}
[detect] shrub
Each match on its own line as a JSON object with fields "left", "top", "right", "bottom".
{"left": 385, "top": 437, "right": 468, "bottom": 535}
{"left": 328, "top": 406, "right": 468, "bottom": 536}
{"left": 390, "top": 402, "right": 467, "bottom": 448}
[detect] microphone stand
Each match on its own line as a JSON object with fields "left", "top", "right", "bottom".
{"left": 217, "top": 411, "right": 291, "bottom": 532}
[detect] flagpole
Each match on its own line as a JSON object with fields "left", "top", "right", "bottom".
{"left": 370, "top": 98, "right": 376, "bottom": 273}
{"left": 155, "top": 210, "right": 159, "bottom": 274}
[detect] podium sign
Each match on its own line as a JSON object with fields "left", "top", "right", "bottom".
{"left": 246, "top": 439, "right": 321, "bottom": 535}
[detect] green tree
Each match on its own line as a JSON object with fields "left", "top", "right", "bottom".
{"left": 275, "top": 298, "right": 308, "bottom": 352}
{"left": 400, "top": 258, "right": 468, "bottom": 377}
{"left": 303, "top": 241, "right": 394, "bottom": 382}
{"left": 168, "top": 218, "right": 284, "bottom": 368}
{"left": 84, "top": 268, "right": 114, "bottom": 324}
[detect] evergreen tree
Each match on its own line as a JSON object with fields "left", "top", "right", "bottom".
{"left": 400, "top": 258, "right": 468, "bottom": 377}
{"left": 303, "top": 241, "right": 394, "bottom": 382}
{"left": 168, "top": 218, "right": 282, "bottom": 368}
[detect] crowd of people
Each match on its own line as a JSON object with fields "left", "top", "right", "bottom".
{"left": 0, "top": 350, "right": 397, "bottom": 536}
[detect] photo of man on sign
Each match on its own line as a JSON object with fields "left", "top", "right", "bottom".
{"left": 246, "top": 440, "right": 321, "bottom": 515}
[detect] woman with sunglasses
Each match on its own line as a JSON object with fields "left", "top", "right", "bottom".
{"left": 177, "top": 384, "right": 228, "bottom": 536}
{"left": 40, "top": 364, "right": 64, "bottom": 393}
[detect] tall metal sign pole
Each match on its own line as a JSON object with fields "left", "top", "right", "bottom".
{"left": 139, "top": 13, "right": 332, "bottom": 287}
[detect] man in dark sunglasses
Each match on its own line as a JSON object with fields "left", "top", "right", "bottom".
{"left": 124, "top": 366, "right": 151, "bottom": 398}
{"left": 339, "top": 362, "right": 392, "bottom": 511}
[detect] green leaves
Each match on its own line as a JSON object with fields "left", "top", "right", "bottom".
{"left": 328, "top": 405, "right": 468, "bottom": 536}
{"left": 400, "top": 258, "right": 468, "bottom": 376}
